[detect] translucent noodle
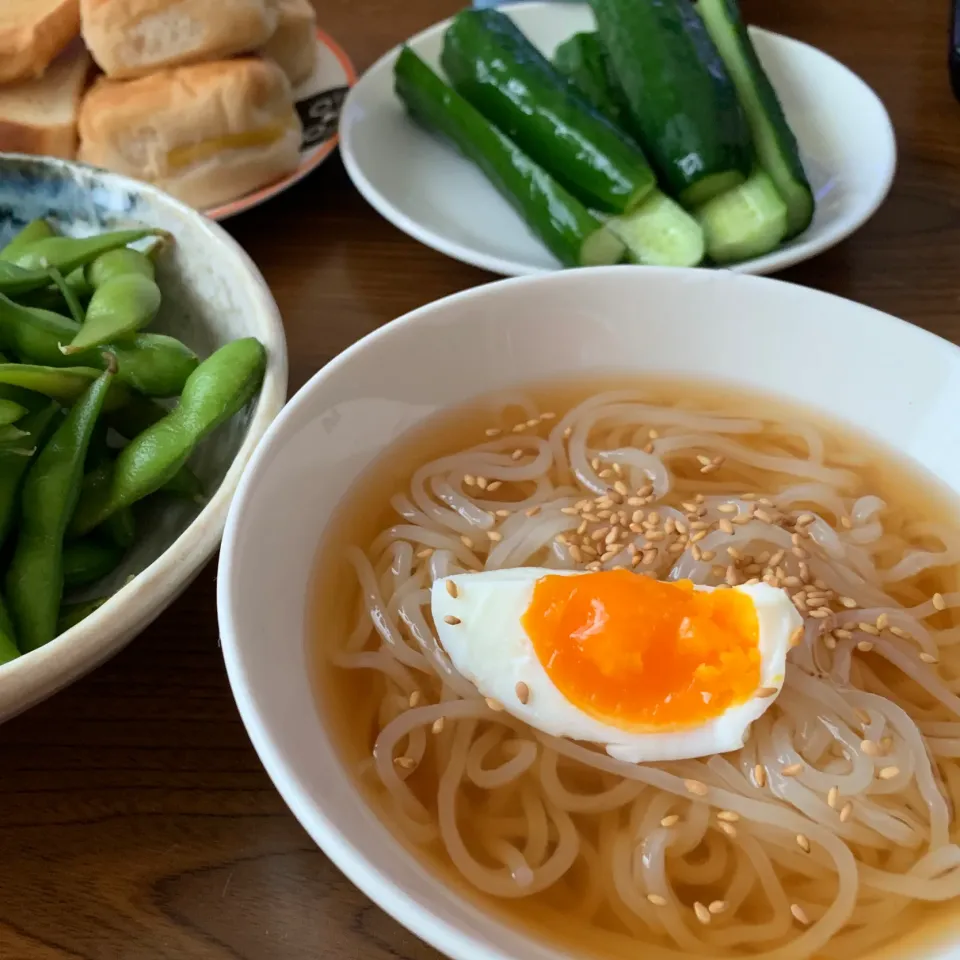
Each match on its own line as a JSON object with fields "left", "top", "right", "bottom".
{"left": 322, "top": 387, "right": 960, "bottom": 959}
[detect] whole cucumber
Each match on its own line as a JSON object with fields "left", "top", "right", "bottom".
{"left": 590, "top": 0, "right": 754, "bottom": 207}
{"left": 394, "top": 46, "right": 624, "bottom": 268}
{"left": 441, "top": 10, "right": 655, "bottom": 214}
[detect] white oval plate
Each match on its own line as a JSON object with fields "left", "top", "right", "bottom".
{"left": 340, "top": 1, "right": 896, "bottom": 276}
{"left": 207, "top": 28, "right": 357, "bottom": 221}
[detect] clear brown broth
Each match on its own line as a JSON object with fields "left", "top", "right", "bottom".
{"left": 310, "top": 377, "right": 960, "bottom": 959}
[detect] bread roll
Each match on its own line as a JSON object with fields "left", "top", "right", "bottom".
{"left": 78, "top": 57, "right": 303, "bottom": 209}
{"left": 0, "top": 0, "right": 81, "bottom": 84}
{"left": 262, "top": 0, "right": 318, "bottom": 87}
{"left": 80, "top": 0, "right": 277, "bottom": 79}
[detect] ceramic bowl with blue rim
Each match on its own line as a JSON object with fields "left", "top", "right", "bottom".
{"left": 0, "top": 153, "right": 288, "bottom": 723}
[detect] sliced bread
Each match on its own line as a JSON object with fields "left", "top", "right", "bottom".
{"left": 0, "top": 41, "right": 92, "bottom": 159}
{"left": 0, "top": 0, "right": 81, "bottom": 84}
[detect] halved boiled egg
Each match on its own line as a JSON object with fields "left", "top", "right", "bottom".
{"left": 430, "top": 568, "right": 802, "bottom": 763}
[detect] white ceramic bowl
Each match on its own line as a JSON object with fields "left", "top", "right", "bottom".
{"left": 218, "top": 267, "right": 960, "bottom": 960}
{"left": 340, "top": 1, "right": 897, "bottom": 277}
{"left": 0, "top": 154, "right": 287, "bottom": 722}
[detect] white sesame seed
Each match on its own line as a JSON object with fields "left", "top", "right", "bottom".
{"left": 791, "top": 904, "right": 810, "bottom": 925}
{"left": 660, "top": 814, "right": 680, "bottom": 827}
{"left": 694, "top": 902, "right": 711, "bottom": 925}
{"left": 933, "top": 593, "right": 947, "bottom": 611}
{"left": 684, "top": 779, "right": 708, "bottom": 796}
{"left": 647, "top": 893, "right": 667, "bottom": 906}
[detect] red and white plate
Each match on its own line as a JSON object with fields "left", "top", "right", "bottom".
{"left": 206, "top": 28, "right": 357, "bottom": 221}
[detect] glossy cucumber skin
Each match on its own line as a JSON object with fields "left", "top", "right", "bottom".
{"left": 553, "top": 32, "right": 625, "bottom": 126}
{"left": 441, "top": 10, "right": 655, "bottom": 214}
{"left": 696, "top": 0, "right": 813, "bottom": 238}
{"left": 589, "top": 0, "right": 753, "bottom": 206}
{"left": 394, "top": 46, "right": 618, "bottom": 267}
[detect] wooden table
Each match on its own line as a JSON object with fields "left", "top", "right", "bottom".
{"left": 1, "top": 0, "right": 958, "bottom": 956}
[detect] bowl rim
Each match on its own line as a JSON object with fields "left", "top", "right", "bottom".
{"left": 217, "top": 265, "right": 960, "bottom": 960}
{"left": 0, "top": 153, "right": 289, "bottom": 721}
{"left": 339, "top": 0, "right": 898, "bottom": 278}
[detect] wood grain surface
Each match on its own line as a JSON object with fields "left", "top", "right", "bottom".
{"left": 2, "top": 0, "right": 959, "bottom": 957}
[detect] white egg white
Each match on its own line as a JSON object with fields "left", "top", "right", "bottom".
{"left": 430, "top": 568, "right": 802, "bottom": 763}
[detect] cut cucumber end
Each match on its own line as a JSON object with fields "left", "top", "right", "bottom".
{"left": 697, "top": 170, "right": 788, "bottom": 264}
{"left": 622, "top": 180, "right": 660, "bottom": 215}
{"left": 679, "top": 170, "right": 746, "bottom": 208}
{"left": 607, "top": 190, "right": 705, "bottom": 267}
{"left": 580, "top": 226, "right": 627, "bottom": 266}
{"left": 782, "top": 183, "right": 815, "bottom": 239}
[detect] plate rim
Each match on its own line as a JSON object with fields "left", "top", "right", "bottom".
{"left": 339, "top": 0, "right": 897, "bottom": 277}
{"left": 205, "top": 26, "right": 358, "bottom": 222}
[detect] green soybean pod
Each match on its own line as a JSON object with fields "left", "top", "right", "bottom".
{"left": 0, "top": 404, "right": 62, "bottom": 551}
{"left": 71, "top": 338, "right": 265, "bottom": 535}
{"left": 62, "top": 538, "right": 125, "bottom": 589}
{"left": 0, "top": 399, "right": 27, "bottom": 426}
{"left": 0, "top": 363, "right": 133, "bottom": 410}
{"left": 86, "top": 248, "right": 156, "bottom": 289}
{"left": 102, "top": 507, "right": 135, "bottom": 549}
{"left": 65, "top": 273, "right": 162, "bottom": 354}
{"left": 158, "top": 466, "right": 205, "bottom": 503}
{"left": 57, "top": 596, "right": 107, "bottom": 635}
{"left": 7, "top": 363, "right": 115, "bottom": 652}
{"left": 47, "top": 266, "right": 87, "bottom": 326}
{"left": 0, "top": 219, "right": 56, "bottom": 262}
{"left": 0, "top": 591, "right": 20, "bottom": 664}
{"left": 10, "top": 229, "right": 168, "bottom": 274}
{"left": 0, "top": 293, "right": 199, "bottom": 397}
{"left": 0, "top": 261, "right": 65, "bottom": 297}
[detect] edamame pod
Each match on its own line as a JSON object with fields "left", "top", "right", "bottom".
{"left": 0, "top": 262, "right": 66, "bottom": 297}
{"left": 0, "top": 364, "right": 133, "bottom": 410}
{"left": 102, "top": 508, "right": 135, "bottom": 549}
{"left": 0, "top": 219, "right": 56, "bottom": 261}
{"left": 106, "top": 394, "right": 167, "bottom": 437}
{"left": 10, "top": 229, "right": 167, "bottom": 274}
{"left": 0, "top": 401, "right": 60, "bottom": 547}
{"left": 0, "top": 425, "right": 29, "bottom": 447}
{"left": 7, "top": 362, "right": 116, "bottom": 652}
{"left": 71, "top": 339, "right": 265, "bottom": 535}
{"left": 47, "top": 266, "right": 86, "bottom": 326}
{"left": 159, "top": 466, "right": 205, "bottom": 503}
{"left": 57, "top": 596, "right": 107, "bottom": 634}
{"left": 0, "top": 591, "right": 19, "bottom": 663}
{"left": 0, "top": 293, "right": 199, "bottom": 397}
{"left": 65, "top": 273, "right": 162, "bottom": 353}
{"left": 87, "top": 249, "right": 155, "bottom": 289}
{"left": 0, "top": 399, "right": 27, "bottom": 426}
{"left": 104, "top": 400, "right": 206, "bottom": 502}
{"left": 62, "top": 538, "right": 125, "bottom": 589}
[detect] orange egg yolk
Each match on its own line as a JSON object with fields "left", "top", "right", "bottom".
{"left": 521, "top": 570, "right": 760, "bottom": 730}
